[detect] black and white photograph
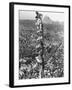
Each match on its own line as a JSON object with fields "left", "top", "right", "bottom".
{"left": 9, "top": 2, "right": 70, "bottom": 87}
{"left": 19, "top": 10, "right": 64, "bottom": 79}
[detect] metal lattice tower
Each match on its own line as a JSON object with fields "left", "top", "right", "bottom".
{"left": 35, "top": 11, "right": 44, "bottom": 78}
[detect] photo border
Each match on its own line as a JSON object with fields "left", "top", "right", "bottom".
{"left": 9, "top": 2, "right": 70, "bottom": 88}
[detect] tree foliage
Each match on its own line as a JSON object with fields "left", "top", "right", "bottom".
{"left": 19, "top": 17, "right": 64, "bottom": 79}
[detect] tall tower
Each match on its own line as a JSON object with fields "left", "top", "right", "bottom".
{"left": 35, "top": 11, "right": 44, "bottom": 78}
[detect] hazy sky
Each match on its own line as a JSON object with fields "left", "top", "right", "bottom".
{"left": 19, "top": 10, "right": 64, "bottom": 22}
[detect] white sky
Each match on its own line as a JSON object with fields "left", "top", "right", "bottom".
{"left": 19, "top": 11, "right": 64, "bottom": 22}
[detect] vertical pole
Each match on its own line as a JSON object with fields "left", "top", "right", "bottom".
{"left": 41, "top": 23, "right": 44, "bottom": 78}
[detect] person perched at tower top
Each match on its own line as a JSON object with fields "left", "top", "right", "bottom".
{"left": 35, "top": 11, "right": 43, "bottom": 19}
